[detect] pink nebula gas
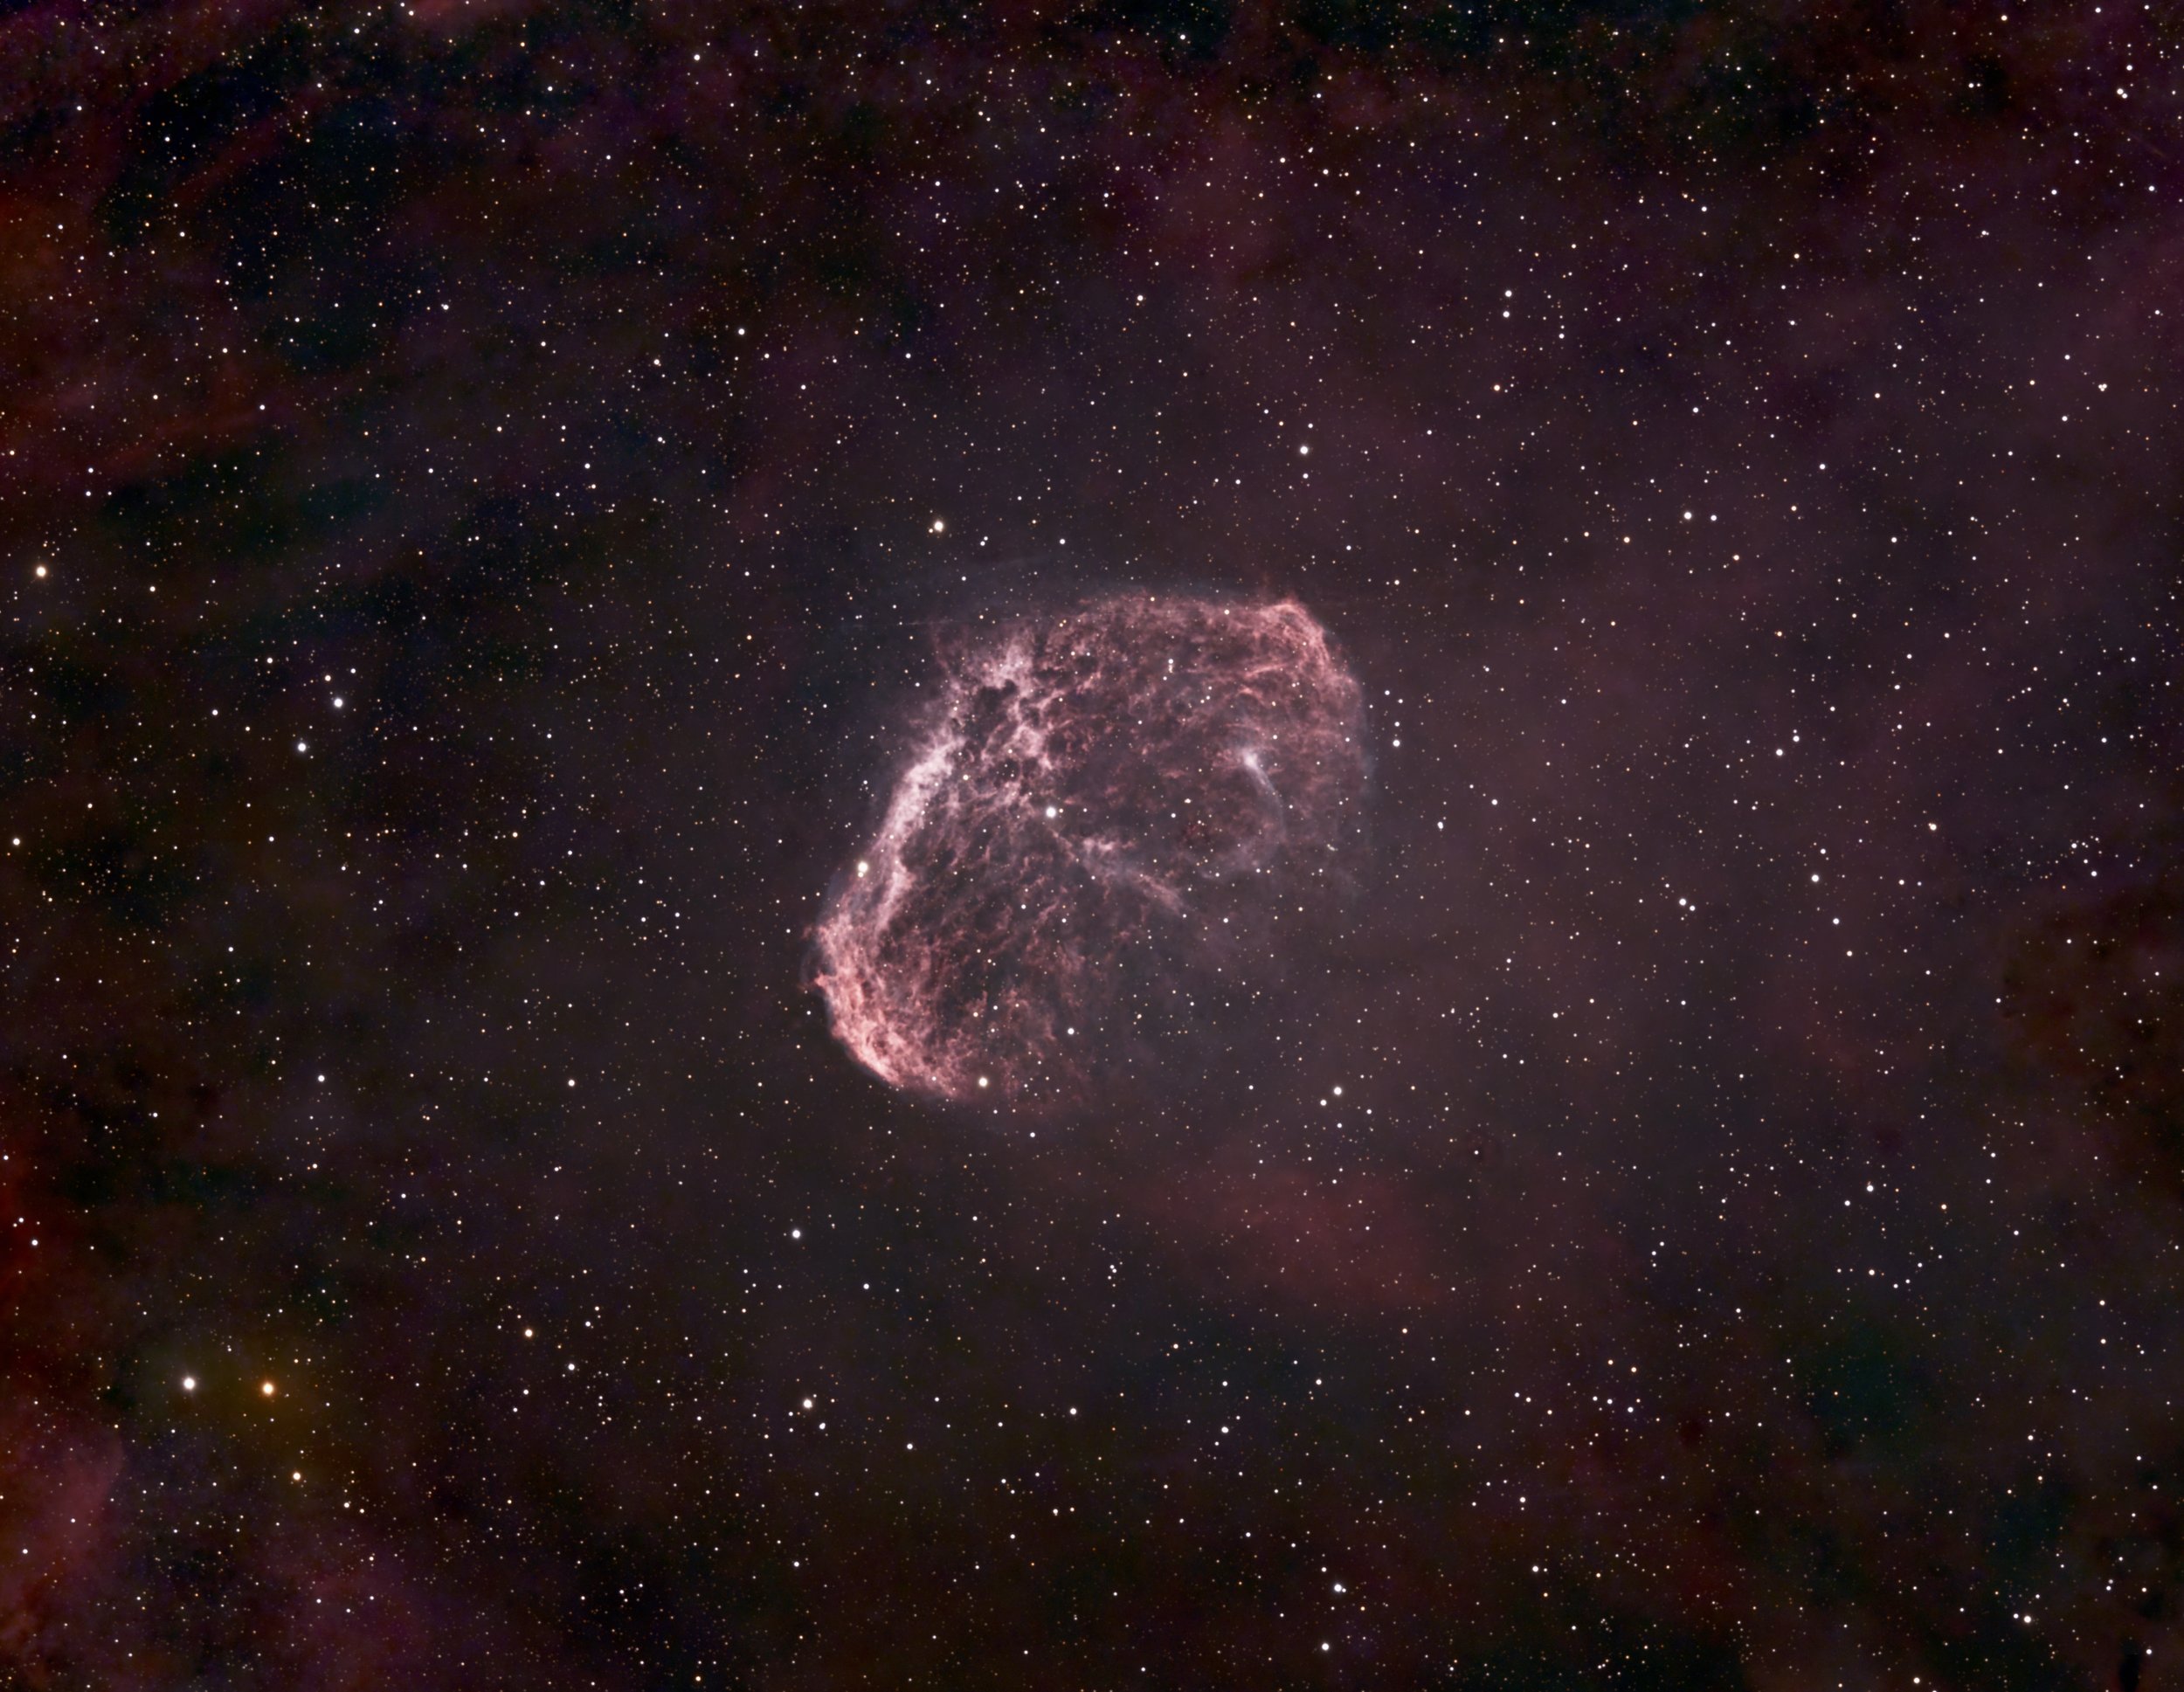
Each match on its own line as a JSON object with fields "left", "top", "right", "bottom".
{"left": 813, "top": 592, "right": 1366, "bottom": 1108}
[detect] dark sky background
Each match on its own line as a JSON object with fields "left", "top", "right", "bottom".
{"left": 3, "top": 1, "right": 2182, "bottom": 1687}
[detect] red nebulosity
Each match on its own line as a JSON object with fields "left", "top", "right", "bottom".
{"left": 815, "top": 592, "right": 1366, "bottom": 1108}
{"left": 0, "top": 1397, "right": 128, "bottom": 1682}
{"left": 1154, "top": 1148, "right": 1448, "bottom": 1312}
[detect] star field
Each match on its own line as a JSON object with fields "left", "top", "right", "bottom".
{"left": 1, "top": 1, "right": 2181, "bottom": 1688}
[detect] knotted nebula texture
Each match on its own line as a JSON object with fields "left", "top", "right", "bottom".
{"left": 815, "top": 592, "right": 1367, "bottom": 1108}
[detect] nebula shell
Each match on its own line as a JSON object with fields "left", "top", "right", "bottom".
{"left": 815, "top": 592, "right": 1367, "bottom": 1108}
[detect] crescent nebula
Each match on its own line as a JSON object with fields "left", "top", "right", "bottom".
{"left": 814, "top": 591, "right": 1367, "bottom": 1108}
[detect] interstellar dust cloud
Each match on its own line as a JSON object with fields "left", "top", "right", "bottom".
{"left": 813, "top": 591, "right": 1368, "bottom": 1109}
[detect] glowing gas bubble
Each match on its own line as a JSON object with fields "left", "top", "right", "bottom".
{"left": 813, "top": 591, "right": 1366, "bottom": 1110}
